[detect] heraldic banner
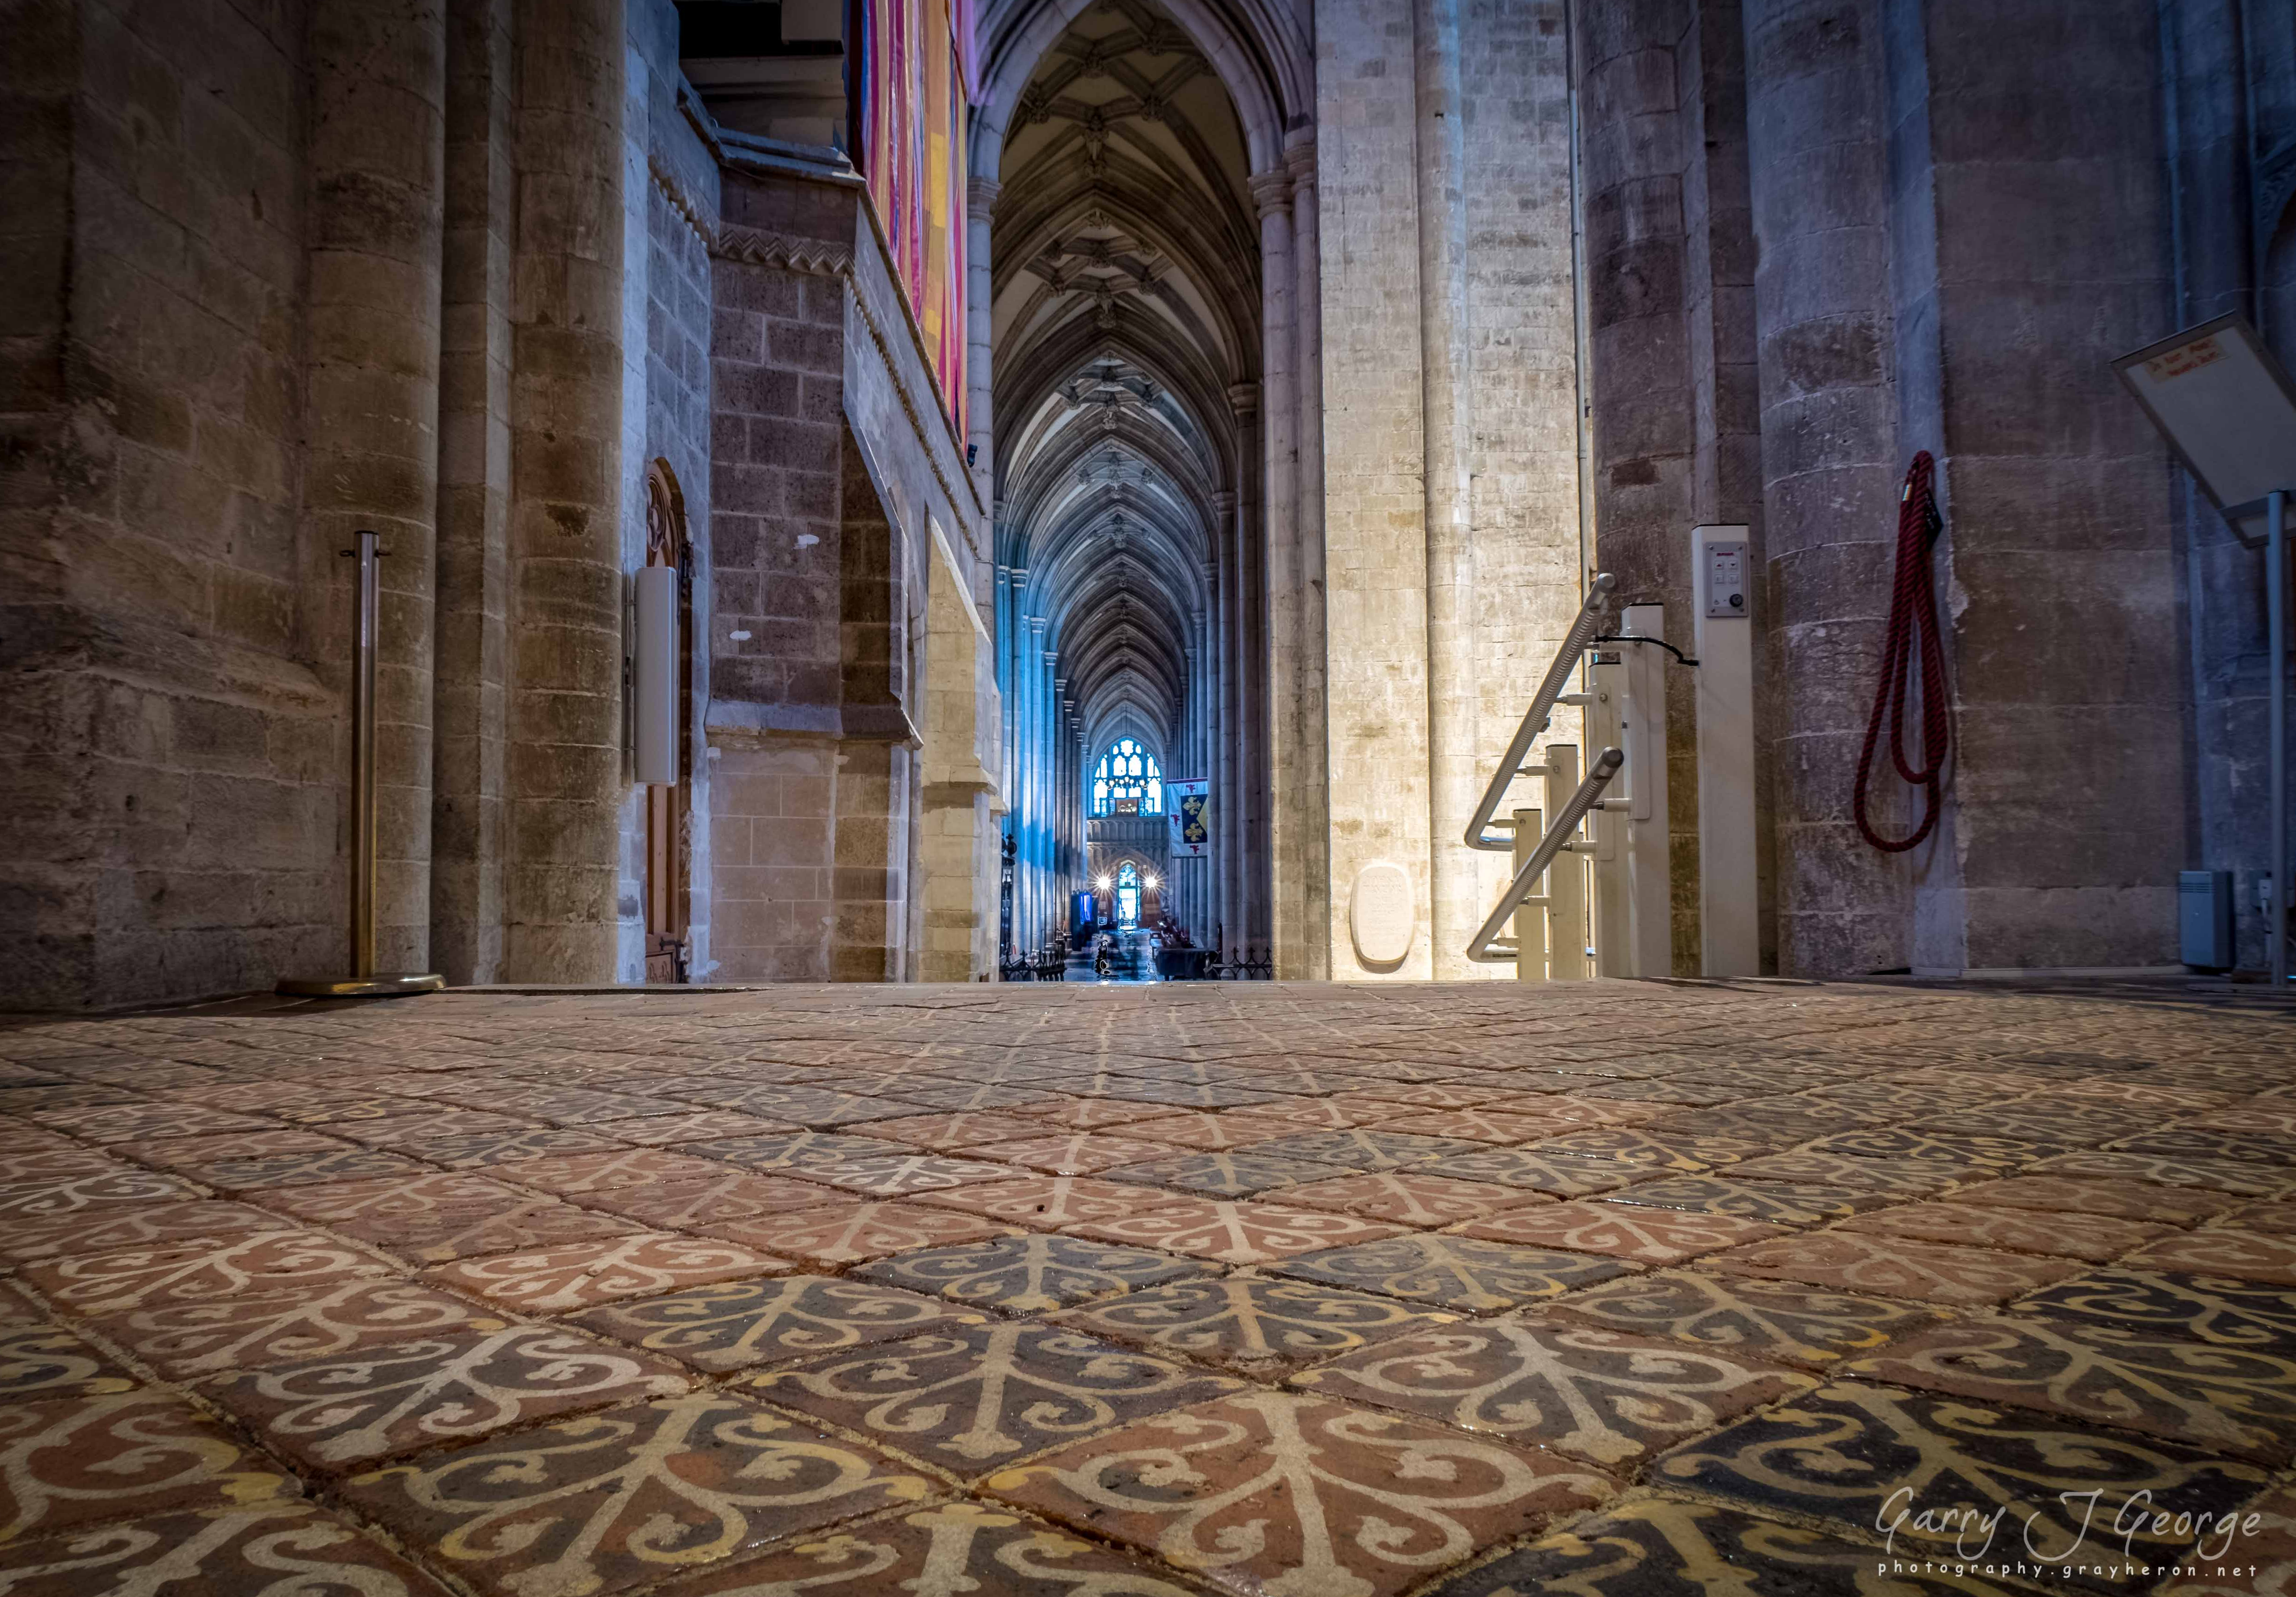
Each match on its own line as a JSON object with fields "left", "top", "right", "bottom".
{"left": 1168, "top": 779, "right": 1210, "bottom": 858}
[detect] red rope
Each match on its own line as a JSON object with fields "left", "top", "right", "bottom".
{"left": 1853, "top": 452, "right": 1952, "bottom": 852}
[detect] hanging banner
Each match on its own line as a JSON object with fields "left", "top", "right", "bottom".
{"left": 1168, "top": 780, "right": 1210, "bottom": 858}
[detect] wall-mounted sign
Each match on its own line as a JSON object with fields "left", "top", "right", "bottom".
{"left": 1167, "top": 779, "right": 1210, "bottom": 857}
{"left": 2115, "top": 314, "right": 2296, "bottom": 545}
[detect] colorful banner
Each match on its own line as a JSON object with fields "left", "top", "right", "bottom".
{"left": 1168, "top": 780, "right": 1210, "bottom": 858}
{"left": 855, "top": 0, "right": 968, "bottom": 435}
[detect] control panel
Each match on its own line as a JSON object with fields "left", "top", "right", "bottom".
{"left": 1703, "top": 538, "right": 1749, "bottom": 619}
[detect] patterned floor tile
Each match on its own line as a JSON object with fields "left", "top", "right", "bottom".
{"left": 1277, "top": 1170, "right": 1552, "bottom": 1228}
{"left": 584, "top": 1111, "right": 800, "bottom": 1145}
{"left": 1843, "top": 1314, "right": 2296, "bottom": 1464}
{"left": 1383, "top": 1108, "right": 1581, "bottom": 1144}
{"left": 204, "top": 1324, "right": 692, "bottom": 1470}
{"left": 190, "top": 1147, "right": 439, "bottom": 1192}
{"left": 575, "top": 1275, "right": 985, "bottom": 1372}
{"left": 2024, "top": 1150, "right": 2295, "bottom": 1198}
{"left": 23, "top": 1228, "right": 399, "bottom": 1315}
{"left": 706, "top": 1198, "right": 1017, "bottom": 1266}
{"left": 981, "top": 1388, "right": 1609, "bottom": 1597}
{"left": 1704, "top": 1232, "right": 2083, "bottom": 1306}
{"left": 1294, "top": 1317, "right": 1814, "bottom": 1466}
{"left": 955, "top": 1133, "right": 1183, "bottom": 1175}
{"left": 0, "top": 1199, "right": 284, "bottom": 1266}
{"left": 1050, "top": 1276, "right": 1461, "bottom": 1376}
{"left": 2111, "top": 1127, "right": 2296, "bottom": 1167}
{"left": 1652, "top": 1382, "right": 2270, "bottom": 1594}
{"left": 0, "top": 1324, "right": 140, "bottom": 1403}
{"left": 1099, "top": 1150, "right": 1351, "bottom": 1199}
{"left": 574, "top": 1171, "right": 844, "bottom": 1229}
{"left": 2153, "top": 1483, "right": 2296, "bottom": 1597}
{"left": 890, "top": 1082, "right": 1063, "bottom": 1114}
{"left": 0, "top": 1392, "right": 293, "bottom": 1542}
{"left": 1526, "top": 1127, "right": 1765, "bottom": 1172}
{"left": 342, "top": 1109, "right": 539, "bottom": 1149}
{"left": 1275, "top": 1233, "right": 1631, "bottom": 1312}
{"left": 1330, "top": 1084, "right": 1516, "bottom": 1112}
{"left": 2118, "top": 1228, "right": 2296, "bottom": 1286}
{"left": 1596, "top": 1174, "right": 1890, "bottom": 1224}
{"left": 115, "top": 1127, "right": 354, "bottom": 1171}
{"left": 1939, "top": 1174, "right": 2239, "bottom": 1224}
{"left": 1031, "top": 1099, "right": 1201, "bottom": 1133}
{"left": 1834, "top": 1201, "right": 2172, "bottom": 1262}
{"left": 1244, "top": 1129, "right": 1486, "bottom": 1172}
{"left": 1066, "top": 1200, "right": 1408, "bottom": 1265}
{"left": 1091, "top": 1082, "right": 1288, "bottom": 1111}
{"left": 867, "top": 1110, "right": 1064, "bottom": 1149}
{"left": 854, "top": 1234, "right": 1215, "bottom": 1313}
{"left": 798, "top": 1152, "right": 1021, "bottom": 1197}
{"left": 2217, "top": 1198, "right": 2296, "bottom": 1234}
{"left": 1424, "top": 1493, "right": 2013, "bottom": 1596}
{"left": 650, "top": 1499, "right": 1205, "bottom": 1597}
{"left": 1723, "top": 1151, "right": 1988, "bottom": 1196}
{"left": 679, "top": 1131, "right": 914, "bottom": 1171}
{"left": 1121, "top": 1111, "right": 1300, "bottom": 1150}
{"left": 1411, "top": 1147, "right": 1651, "bottom": 1195}
{"left": 749, "top": 1321, "right": 1239, "bottom": 1473}
{"left": 0, "top": 1503, "right": 456, "bottom": 1594}
{"left": 1224, "top": 1096, "right": 1381, "bottom": 1130}
{"left": 341, "top": 1392, "right": 936, "bottom": 1597}
{"left": 913, "top": 1175, "right": 1190, "bottom": 1230}
{"left": 408, "top": 1126, "right": 635, "bottom": 1167}
{"left": 90, "top": 1280, "right": 509, "bottom": 1377}
{"left": 0, "top": 1147, "right": 125, "bottom": 1188}
{"left": 268, "top": 1172, "right": 646, "bottom": 1263}
{"left": 1546, "top": 1269, "right": 1940, "bottom": 1366}
{"left": 1451, "top": 1201, "right": 1785, "bottom": 1264}
{"left": 2009, "top": 1268, "right": 2296, "bottom": 1351}
{"left": 485, "top": 1147, "right": 733, "bottom": 1195}
{"left": 426, "top": 1232, "right": 787, "bottom": 1312}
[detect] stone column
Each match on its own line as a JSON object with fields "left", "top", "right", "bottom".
{"left": 1249, "top": 169, "right": 1303, "bottom": 975}
{"left": 1742, "top": 0, "right": 1906, "bottom": 975}
{"left": 502, "top": 0, "right": 625, "bottom": 980}
{"left": 303, "top": 0, "right": 449, "bottom": 975}
{"left": 1287, "top": 136, "right": 1331, "bottom": 979}
{"left": 1214, "top": 474, "right": 1245, "bottom": 965}
{"left": 966, "top": 177, "right": 999, "bottom": 502}
{"left": 1414, "top": 0, "right": 1476, "bottom": 980}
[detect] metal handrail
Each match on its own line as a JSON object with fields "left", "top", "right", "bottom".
{"left": 1465, "top": 573, "right": 1616, "bottom": 850}
{"left": 1466, "top": 747, "right": 1623, "bottom": 963}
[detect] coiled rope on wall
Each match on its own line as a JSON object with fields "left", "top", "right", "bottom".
{"left": 1853, "top": 451, "right": 1952, "bottom": 853}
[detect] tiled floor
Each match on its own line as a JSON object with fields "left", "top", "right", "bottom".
{"left": 0, "top": 979, "right": 2291, "bottom": 1596}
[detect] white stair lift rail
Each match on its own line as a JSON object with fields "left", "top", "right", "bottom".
{"left": 1465, "top": 574, "right": 1615, "bottom": 852}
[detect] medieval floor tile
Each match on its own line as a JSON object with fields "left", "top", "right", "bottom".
{"left": 1545, "top": 1269, "right": 1940, "bottom": 1367}
{"left": 1089, "top": 1082, "right": 1289, "bottom": 1112}
{"left": 575, "top": 1274, "right": 986, "bottom": 1373}
{"left": 2008, "top": 1267, "right": 2296, "bottom": 1351}
{"left": 1596, "top": 1174, "right": 1888, "bottom": 1225}
{"left": 1383, "top": 1108, "right": 1585, "bottom": 1144}
{"left": 1938, "top": 1174, "right": 2239, "bottom": 1224}
{"left": 1120, "top": 1112, "right": 1301, "bottom": 1151}
{"left": 1221, "top": 1097, "right": 1381, "bottom": 1131}
{"left": 1652, "top": 1382, "right": 2269, "bottom": 1594}
{"left": 1422, "top": 1493, "right": 2002, "bottom": 1596}
{"left": 2024, "top": 1151, "right": 2296, "bottom": 1199}
{"left": 749, "top": 1321, "right": 1239, "bottom": 1475}
{"left": 89, "top": 1280, "right": 510, "bottom": 1378}
{"left": 1032, "top": 1099, "right": 1205, "bottom": 1133}
{"left": 1277, "top": 1170, "right": 1551, "bottom": 1228}
{"left": 956, "top": 1133, "right": 1184, "bottom": 1175}
{"left": 0, "top": 1502, "right": 456, "bottom": 1593}
{"left": 341, "top": 1110, "right": 539, "bottom": 1149}
{"left": 1274, "top": 1233, "right": 1631, "bottom": 1313}
{"left": 574, "top": 1171, "right": 845, "bottom": 1229}
{"left": 408, "top": 1127, "right": 635, "bottom": 1168}
{"left": 0, "top": 1323, "right": 141, "bottom": 1403}
{"left": 2118, "top": 1228, "right": 2296, "bottom": 1286}
{"left": 1411, "top": 1147, "right": 1653, "bottom": 1196}
{"left": 204, "top": 1324, "right": 693, "bottom": 1471}
{"left": 1243, "top": 1128, "right": 1486, "bottom": 1172}
{"left": 1525, "top": 1128, "right": 1763, "bottom": 1172}
{"left": 1800, "top": 1128, "right": 2061, "bottom": 1168}
{"left": 2216, "top": 1199, "right": 2296, "bottom": 1234}
{"left": 23, "top": 1228, "right": 400, "bottom": 1315}
{"left": 1833, "top": 1201, "right": 2172, "bottom": 1262}
{"left": 1294, "top": 1316, "right": 1814, "bottom": 1467}
{"left": 1329, "top": 1084, "right": 1517, "bottom": 1113}
{"left": 0, "top": 1147, "right": 127, "bottom": 1189}
{"left": 34, "top": 1102, "right": 276, "bottom": 1143}
{"left": 584, "top": 1111, "right": 800, "bottom": 1146}
{"left": 116, "top": 1128, "right": 352, "bottom": 1172}
{"left": 705, "top": 1198, "right": 1017, "bottom": 1267}
{"left": 678, "top": 1130, "right": 914, "bottom": 1171}
{"left": 340, "top": 1392, "right": 937, "bottom": 1597}
{"left": 1843, "top": 1313, "right": 2296, "bottom": 1464}
{"left": 1722, "top": 1151, "right": 1989, "bottom": 1196}
{"left": 868, "top": 1109, "right": 1064, "bottom": 1149}
{"left": 426, "top": 1232, "right": 788, "bottom": 1313}
{"left": 0, "top": 1198, "right": 284, "bottom": 1266}
{"left": 854, "top": 1233, "right": 1215, "bottom": 1313}
{"left": 648, "top": 1499, "right": 1208, "bottom": 1597}
{"left": 2110, "top": 1128, "right": 2296, "bottom": 1168}
{"left": 1049, "top": 1275, "right": 1459, "bottom": 1376}
{"left": 1066, "top": 1200, "right": 1408, "bottom": 1265}
{"left": 1098, "top": 1150, "right": 1352, "bottom": 1199}
{"left": 191, "top": 1147, "right": 439, "bottom": 1192}
{"left": 1452, "top": 1201, "right": 1785, "bottom": 1265}
{"left": 913, "top": 1175, "right": 1196, "bottom": 1230}
{"left": 0, "top": 1392, "right": 294, "bottom": 1543}
{"left": 797, "top": 1152, "right": 1022, "bottom": 1197}
{"left": 483, "top": 1147, "right": 735, "bottom": 1195}
{"left": 1702, "top": 1232, "right": 2084, "bottom": 1306}
{"left": 2153, "top": 1483, "right": 2296, "bottom": 1597}
{"left": 981, "top": 1388, "right": 1609, "bottom": 1597}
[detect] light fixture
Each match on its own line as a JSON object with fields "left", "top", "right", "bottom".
{"left": 1097, "top": 875, "right": 1113, "bottom": 890}
{"left": 1144, "top": 874, "right": 1159, "bottom": 889}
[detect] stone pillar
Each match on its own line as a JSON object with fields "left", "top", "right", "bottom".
{"left": 1215, "top": 471, "right": 1246, "bottom": 966}
{"left": 1250, "top": 169, "right": 1304, "bottom": 976}
{"left": 303, "top": 0, "right": 449, "bottom": 975}
{"left": 432, "top": 0, "right": 514, "bottom": 983}
{"left": 502, "top": 0, "right": 625, "bottom": 980}
{"left": 966, "top": 177, "right": 999, "bottom": 502}
{"left": 1742, "top": 0, "right": 1906, "bottom": 975}
{"left": 1288, "top": 136, "right": 1331, "bottom": 979}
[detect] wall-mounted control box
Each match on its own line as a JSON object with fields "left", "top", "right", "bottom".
{"left": 1702, "top": 539, "right": 1749, "bottom": 619}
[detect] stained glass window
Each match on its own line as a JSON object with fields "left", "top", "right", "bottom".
{"left": 1089, "top": 738, "right": 1162, "bottom": 816}
{"left": 1116, "top": 860, "right": 1140, "bottom": 926}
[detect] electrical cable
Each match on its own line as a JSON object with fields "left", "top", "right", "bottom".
{"left": 1854, "top": 452, "right": 1952, "bottom": 853}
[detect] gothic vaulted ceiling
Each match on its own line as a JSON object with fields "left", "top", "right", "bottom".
{"left": 991, "top": 0, "right": 1256, "bottom": 766}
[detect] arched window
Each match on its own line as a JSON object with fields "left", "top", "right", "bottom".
{"left": 1090, "top": 737, "right": 1162, "bottom": 816}
{"left": 1116, "top": 861, "right": 1140, "bottom": 926}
